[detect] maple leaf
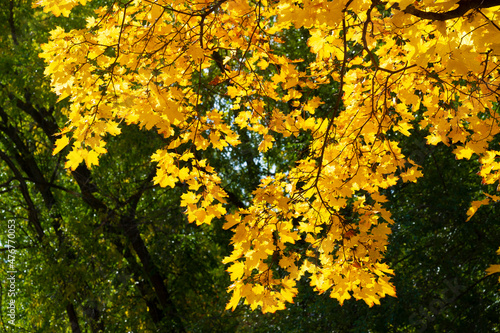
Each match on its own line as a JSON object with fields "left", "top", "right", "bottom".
{"left": 486, "top": 264, "right": 500, "bottom": 276}
{"left": 487, "top": 247, "right": 500, "bottom": 283}
{"left": 466, "top": 198, "right": 490, "bottom": 222}
{"left": 65, "top": 149, "right": 84, "bottom": 171}
{"left": 454, "top": 146, "right": 475, "bottom": 160}
{"left": 53, "top": 135, "right": 69, "bottom": 155}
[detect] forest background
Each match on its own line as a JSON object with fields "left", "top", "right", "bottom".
{"left": 0, "top": 0, "right": 499, "bottom": 332}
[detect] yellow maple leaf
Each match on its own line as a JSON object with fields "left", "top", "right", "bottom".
{"left": 258, "top": 134, "right": 274, "bottom": 152}
{"left": 65, "top": 149, "right": 84, "bottom": 170}
{"left": 454, "top": 146, "right": 475, "bottom": 160}
{"left": 396, "top": 122, "right": 412, "bottom": 136}
{"left": 180, "top": 192, "right": 199, "bottom": 206}
{"left": 85, "top": 150, "right": 100, "bottom": 168}
{"left": 225, "top": 283, "right": 242, "bottom": 311}
{"left": 224, "top": 213, "right": 241, "bottom": 230}
{"left": 227, "top": 261, "right": 245, "bottom": 281}
{"left": 53, "top": 135, "right": 69, "bottom": 155}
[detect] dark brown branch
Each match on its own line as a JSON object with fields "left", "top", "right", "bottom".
{"left": 10, "top": 91, "right": 107, "bottom": 211}
{"left": 224, "top": 186, "right": 246, "bottom": 209}
{"left": 199, "top": 0, "right": 228, "bottom": 48}
{"left": 0, "top": 149, "right": 45, "bottom": 240}
{"left": 15, "top": 90, "right": 184, "bottom": 329}
{"left": 478, "top": 9, "right": 500, "bottom": 31}
{"left": 66, "top": 303, "right": 82, "bottom": 333}
{"left": 399, "top": 0, "right": 500, "bottom": 21}
{"left": 111, "top": 235, "right": 167, "bottom": 324}
{"left": 15, "top": 93, "right": 59, "bottom": 144}
{"left": 71, "top": 165, "right": 107, "bottom": 210}
{"left": 126, "top": 168, "right": 156, "bottom": 211}
{"left": 8, "top": 0, "right": 18, "bottom": 46}
{"left": 120, "top": 216, "right": 186, "bottom": 332}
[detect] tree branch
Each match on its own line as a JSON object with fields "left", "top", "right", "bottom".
{"left": 399, "top": 0, "right": 500, "bottom": 21}
{"left": 8, "top": 0, "right": 18, "bottom": 46}
{"left": 0, "top": 149, "right": 45, "bottom": 241}
{"left": 120, "top": 215, "right": 186, "bottom": 332}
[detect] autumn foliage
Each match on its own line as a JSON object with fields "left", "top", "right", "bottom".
{"left": 36, "top": 0, "right": 500, "bottom": 313}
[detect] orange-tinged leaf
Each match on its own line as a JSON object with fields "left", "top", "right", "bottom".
{"left": 484, "top": 193, "right": 500, "bottom": 202}
{"left": 486, "top": 264, "right": 500, "bottom": 276}
{"left": 466, "top": 198, "right": 490, "bottom": 221}
{"left": 194, "top": 209, "right": 207, "bottom": 225}
{"left": 224, "top": 213, "right": 241, "bottom": 230}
